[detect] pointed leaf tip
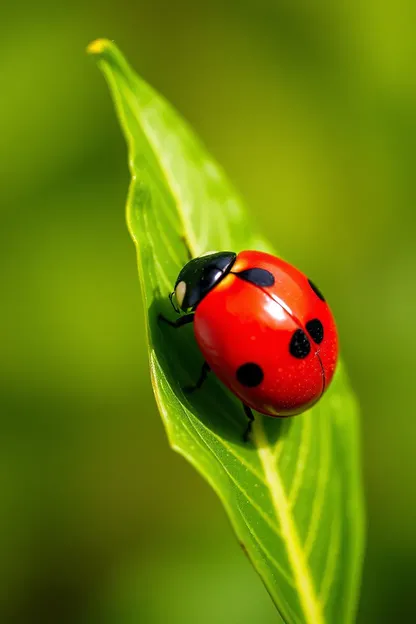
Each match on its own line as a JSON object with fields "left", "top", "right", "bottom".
{"left": 87, "top": 38, "right": 112, "bottom": 56}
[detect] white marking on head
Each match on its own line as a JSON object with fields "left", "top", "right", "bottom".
{"left": 175, "top": 281, "right": 187, "bottom": 308}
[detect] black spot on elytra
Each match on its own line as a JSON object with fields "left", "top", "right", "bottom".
{"left": 236, "top": 362, "right": 264, "bottom": 387}
{"left": 235, "top": 268, "right": 275, "bottom": 287}
{"left": 289, "top": 329, "right": 311, "bottom": 359}
{"left": 306, "top": 318, "right": 324, "bottom": 344}
{"left": 308, "top": 279, "right": 325, "bottom": 302}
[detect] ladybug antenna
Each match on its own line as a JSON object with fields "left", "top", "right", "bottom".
{"left": 169, "top": 291, "right": 180, "bottom": 314}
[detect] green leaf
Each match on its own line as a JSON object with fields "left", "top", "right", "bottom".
{"left": 88, "top": 39, "right": 365, "bottom": 624}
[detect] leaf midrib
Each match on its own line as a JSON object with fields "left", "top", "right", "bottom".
{"left": 122, "top": 82, "right": 200, "bottom": 257}
{"left": 253, "top": 419, "right": 324, "bottom": 624}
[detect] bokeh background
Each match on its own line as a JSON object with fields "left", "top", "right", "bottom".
{"left": 2, "top": 1, "right": 415, "bottom": 622}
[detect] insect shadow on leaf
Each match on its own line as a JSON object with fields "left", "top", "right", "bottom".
{"left": 149, "top": 296, "right": 292, "bottom": 448}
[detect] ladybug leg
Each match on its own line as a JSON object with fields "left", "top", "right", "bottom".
{"left": 242, "top": 404, "right": 255, "bottom": 442}
{"left": 183, "top": 361, "right": 210, "bottom": 394}
{"left": 158, "top": 313, "right": 194, "bottom": 328}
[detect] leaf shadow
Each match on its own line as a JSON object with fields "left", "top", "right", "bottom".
{"left": 148, "top": 296, "right": 294, "bottom": 449}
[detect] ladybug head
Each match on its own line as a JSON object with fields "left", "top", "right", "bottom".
{"left": 170, "top": 251, "right": 236, "bottom": 312}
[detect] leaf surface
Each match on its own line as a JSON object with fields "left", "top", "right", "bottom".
{"left": 88, "top": 39, "right": 365, "bottom": 624}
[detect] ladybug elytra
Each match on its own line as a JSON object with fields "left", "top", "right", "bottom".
{"left": 159, "top": 250, "right": 338, "bottom": 440}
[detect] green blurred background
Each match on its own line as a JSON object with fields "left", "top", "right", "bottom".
{"left": 1, "top": 1, "right": 415, "bottom": 622}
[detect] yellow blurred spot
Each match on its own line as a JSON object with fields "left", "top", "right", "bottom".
{"left": 86, "top": 39, "right": 110, "bottom": 55}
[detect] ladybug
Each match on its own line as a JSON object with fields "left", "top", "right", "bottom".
{"left": 159, "top": 250, "right": 338, "bottom": 440}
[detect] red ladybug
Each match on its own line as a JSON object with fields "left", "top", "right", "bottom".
{"left": 159, "top": 250, "right": 338, "bottom": 439}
